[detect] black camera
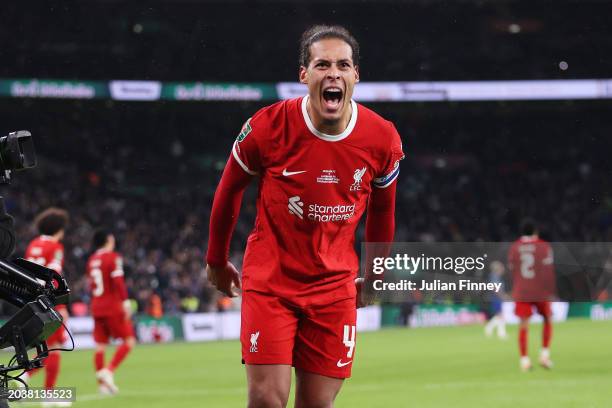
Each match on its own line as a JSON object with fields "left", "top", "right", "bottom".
{"left": 0, "top": 131, "right": 71, "bottom": 403}
{"left": 0, "top": 130, "right": 36, "bottom": 184}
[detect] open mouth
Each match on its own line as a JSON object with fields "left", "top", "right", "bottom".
{"left": 322, "top": 87, "right": 343, "bottom": 111}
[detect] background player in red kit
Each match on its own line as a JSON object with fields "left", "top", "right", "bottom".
{"left": 23, "top": 208, "right": 70, "bottom": 403}
{"left": 87, "top": 229, "right": 135, "bottom": 395}
{"left": 508, "top": 219, "right": 556, "bottom": 372}
{"left": 206, "top": 25, "right": 403, "bottom": 407}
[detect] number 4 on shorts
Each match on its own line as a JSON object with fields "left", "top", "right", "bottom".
{"left": 343, "top": 325, "right": 356, "bottom": 358}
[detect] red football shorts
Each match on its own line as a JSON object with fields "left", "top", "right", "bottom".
{"left": 241, "top": 291, "right": 357, "bottom": 379}
{"left": 515, "top": 301, "right": 552, "bottom": 319}
{"left": 93, "top": 315, "right": 134, "bottom": 343}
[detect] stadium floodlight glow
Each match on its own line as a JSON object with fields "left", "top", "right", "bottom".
{"left": 277, "top": 79, "right": 612, "bottom": 102}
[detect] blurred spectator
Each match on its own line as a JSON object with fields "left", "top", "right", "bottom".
{"left": 146, "top": 291, "right": 164, "bottom": 319}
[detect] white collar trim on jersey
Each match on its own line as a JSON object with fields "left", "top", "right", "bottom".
{"left": 301, "top": 95, "right": 357, "bottom": 142}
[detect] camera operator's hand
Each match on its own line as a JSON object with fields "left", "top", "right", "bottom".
{"left": 206, "top": 262, "right": 241, "bottom": 297}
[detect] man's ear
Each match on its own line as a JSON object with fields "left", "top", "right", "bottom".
{"left": 299, "top": 66, "right": 308, "bottom": 84}
{"left": 355, "top": 65, "right": 360, "bottom": 83}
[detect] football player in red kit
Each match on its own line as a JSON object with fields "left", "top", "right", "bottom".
{"left": 206, "top": 25, "right": 403, "bottom": 407}
{"left": 508, "top": 219, "right": 556, "bottom": 371}
{"left": 86, "top": 229, "right": 135, "bottom": 394}
{"left": 23, "top": 208, "right": 70, "bottom": 406}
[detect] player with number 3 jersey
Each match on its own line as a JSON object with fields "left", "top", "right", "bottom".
{"left": 86, "top": 229, "right": 135, "bottom": 395}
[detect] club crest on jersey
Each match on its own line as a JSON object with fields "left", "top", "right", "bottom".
{"left": 236, "top": 118, "right": 252, "bottom": 143}
{"left": 250, "top": 331, "right": 260, "bottom": 352}
{"left": 350, "top": 167, "right": 367, "bottom": 191}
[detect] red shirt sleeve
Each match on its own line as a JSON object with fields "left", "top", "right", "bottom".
{"left": 365, "top": 122, "right": 402, "bottom": 280}
{"left": 366, "top": 120, "right": 402, "bottom": 240}
{"left": 112, "top": 277, "right": 128, "bottom": 300}
{"left": 47, "top": 243, "right": 64, "bottom": 274}
{"left": 205, "top": 154, "right": 254, "bottom": 267}
{"left": 541, "top": 242, "right": 556, "bottom": 299}
{"left": 110, "top": 254, "right": 128, "bottom": 300}
{"left": 365, "top": 181, "right": 397, "bottom": 243}
{"left": 373, "top": 122, "right": 404, "bottom": 189}
{"left": 364, "top": 180, "right": 397, "bottom": 282}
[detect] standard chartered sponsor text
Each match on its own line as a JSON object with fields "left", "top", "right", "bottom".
{"left": 308, "top": 203, "right": 355, "bottom": 222}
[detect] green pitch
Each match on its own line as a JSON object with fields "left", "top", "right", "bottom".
{"left": 17, "top": 318, "right": 612, "bottom": 407}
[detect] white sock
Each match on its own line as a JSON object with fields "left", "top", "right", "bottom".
{"left": 497, "top": 319, "right": 507, "bottom": 338}
{"left": 485, "top": 319, "right": 494, "bottom": 335}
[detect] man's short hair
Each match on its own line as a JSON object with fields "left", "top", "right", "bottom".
{"left": 520, "top": 218, "right": 537, "bottom": 236}
{"left": 92, "top": 228, "right": 110, "bottom": 249}
{"left": 299, "top": 25, "right": 360, "bottom": 68}
{"left": 35, "top": 208, "right": 69, "bottom": 236}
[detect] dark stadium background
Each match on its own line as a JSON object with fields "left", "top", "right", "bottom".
{"left": 0, "top": 0, "right": 610, "bottom": 316}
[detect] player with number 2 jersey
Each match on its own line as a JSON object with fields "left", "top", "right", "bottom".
{"left": 508, "top": 219, "right": 556, "bottom": 371}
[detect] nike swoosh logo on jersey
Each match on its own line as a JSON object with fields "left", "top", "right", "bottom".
{"left": 282, "top": 168, "right": 306, "bottom": 176}
{"left": 336, "top": 360, "right": 352, "bottom": 368}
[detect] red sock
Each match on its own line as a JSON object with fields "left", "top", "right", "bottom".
{"left": 108, "top": 344, "right": 132, "bottom": 372}
{"left": 519, "top": 327, "right": 528, "bottom": 357}
{"left": 543, "top": 320, "right": 552, "bottom": 348}
{"left": 94, "top": 350, "right": 105, "bottom": 372}
{"left": 44, "top": 352, "right": 60, "bottom": 389}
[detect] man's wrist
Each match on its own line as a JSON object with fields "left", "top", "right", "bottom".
{"left": 122, "top": 299, "right": 132, "bottom": 316}
{"left": 206, "top": 256, "right": 227, "bottom": 268}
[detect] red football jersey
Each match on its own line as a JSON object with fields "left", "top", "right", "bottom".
{"left": 87, "top": 249, "right": 127, "bottom": 317}
{"left": 508, "top": 236, "right": 556, "bottom": 301}
{"left": 232, "top": 96, "right": 404, "bottom": 304}
{"left": 25, "top": 235, "right": 64, "bottom": 273}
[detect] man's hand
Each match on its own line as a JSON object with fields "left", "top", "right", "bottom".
{"left": 356, "top": 277, "right": 375, "bottom": 308}
{"left": 122, "top": 299, "right": 133, "bottom": 320}
{"left": 206, "top": 262, "right": 241, "bottom": 297}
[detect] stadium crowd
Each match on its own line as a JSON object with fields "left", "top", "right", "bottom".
{"left": 0, "top": 99, "right": 610, "bottom": 316}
